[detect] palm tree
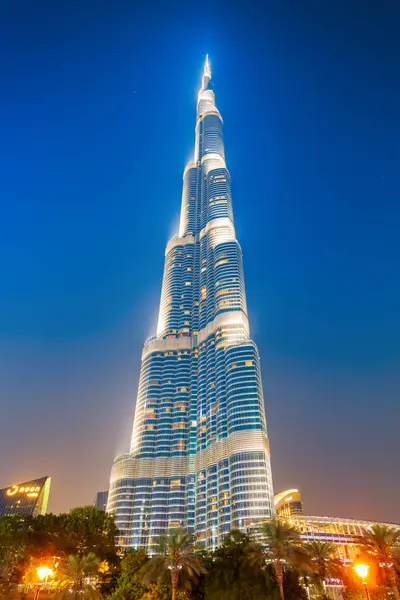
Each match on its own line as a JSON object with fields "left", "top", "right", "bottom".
{"left": 54, "top": 553, "right": 102, "bottom": 599}
{"left": 303, "top": 540, "right": 343, "bottom": 598}
{"left": 260, "top": 518, "right": 305, "bottom": 600}
{"left": 360, "top": 524, "right": 400, "bottom": 600}
{"left": 205, "top": 529, "right": 267, "bottom": 600}
{"left": 142, "top": 528, "right": 205, "bottom": 600}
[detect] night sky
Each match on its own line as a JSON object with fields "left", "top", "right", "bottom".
{"left": 1, "top": 0, "right": 399, "bottom": 522}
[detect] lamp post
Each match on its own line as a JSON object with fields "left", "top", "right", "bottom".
{"left": 353, "top": 563, "right": 370, "bottom": 600}
{"left": 34, "top": 566, "right": 53, "bottom": 600}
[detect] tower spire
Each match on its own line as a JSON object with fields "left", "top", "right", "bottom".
{"left": 201, "top": 54, "right": 211, "bottom": 90}
{"left": 204, "top": 54, "right": 211, "bottom": 79}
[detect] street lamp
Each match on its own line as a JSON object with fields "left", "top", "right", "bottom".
{"left": 353, "top": 563, "right": 370, "bottom": 600}
{"left": 34, "top": 566, "right": 53, "bottom": 600}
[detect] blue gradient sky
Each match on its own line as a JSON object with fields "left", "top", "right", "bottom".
{"left": 1, "top": 0, "right": 399, "bottom": 521}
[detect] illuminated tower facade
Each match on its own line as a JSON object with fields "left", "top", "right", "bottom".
{"left": 107, "top": 57, "right": 274, "bottom": 550}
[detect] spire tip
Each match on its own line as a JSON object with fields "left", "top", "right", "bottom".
{"left": 204, "top": 54, "right": 211, "bottom": 79}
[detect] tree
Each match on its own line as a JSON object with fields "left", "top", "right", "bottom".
{"left": 0, "top": 517, "right": 26, "bottom": 599}
{"left": 0, "top": 507, "right": 119, "bottom": 566}
{"left": 303, "top": 540, "right": 343, "bottom": 598}
{"left": 360, "top": 524, "right": 400, "bottom": 600}
{"left": 140, "top": 582, "right": 171, "bottom": 600}
{"left": 342, "top": 584, "right": 387, "bottom": 600}
{"left": 0, "top": 508, "right": 119, "bottom": 594}
{"left": 54, "top": 552, "right": 102, "bottom": 599}
{"left": 260, "top": 518, "right": 305, "bottom": 600}
{"left": 282, "top": 567, "right": 308, "bottom": 600}
{"left": 142, "top": 528, "right": 205, "bottom": 600}
{"left": 65, "top": 506, "right": 119, "bottom": 559}
{"left": 186, "top": 551, "right": 212, "bottom": 600}
{"left": 109, "top": 548, "right": 148, "bottom": 600}
{"left": 205, "top": 529, "right": 273, "bottom": 600}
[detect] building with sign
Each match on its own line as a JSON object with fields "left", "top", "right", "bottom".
{"left": 107, "top": 57, "right": 274, "bottom": 550}
{"left": 0, "top": 477, "right": 51, "bottom": 517}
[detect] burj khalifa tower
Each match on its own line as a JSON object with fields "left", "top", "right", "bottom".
{"left": 107, "top": 57, "right": 274, "bottom": 551}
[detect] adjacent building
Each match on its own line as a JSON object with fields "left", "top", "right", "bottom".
{"left": 273, "top": 489, "right": 400, "bottom": 561}
{"left": 95, "top": 490, "right": 109, "bottom": 511}
{"left": 107, "top": 57, "right": 274, "bottom": 550}
{"left": 274, "top": 488, "right": 304, "bottom": 517}
{"left": 0, "top": 477, "right": 51, "bottom": 517}
{"left": 290, "top": 514, "right": 399, "bottom": 561}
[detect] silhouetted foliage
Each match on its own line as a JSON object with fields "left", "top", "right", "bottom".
{"left": 0, "top": 516, "right": 344, "bottom": 600}
{"left": 281, "top": 567, "right": 308, "bottom": 600}
{"left": 342, "top": 585, "right": 388, "bottom": 600}
{"left": 359, "top": 524, "right": 400, "bottom": 599}
{"left": 54, "top": 552, "right": 101, "bottom": 599}
{"left": 260, "top": 518, "right": 306, "bottom": 600}
{"left": 0, "top": 506, "right": 119, "bottom": 590}
{"left": 205, "top": 530, "right": 274, "bottom": 600}
{"left": 108, "top": 548, "right": 148, "bottom": 600}
{"left": 142, "top": 529, "right": 205, "bottom": 600}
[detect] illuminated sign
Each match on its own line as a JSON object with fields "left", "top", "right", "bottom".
{"left": 6, "top": 485, "right": 41, "bottom": 497}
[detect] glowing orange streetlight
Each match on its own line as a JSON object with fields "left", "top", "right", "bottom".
{"left": 34, "top": 566, "right": 53, "bottom": 600}
{"left": 37, "top": 566, "right": 53, "bottom": 581}
{"left": 353, "top": 563, "right": 370, "bottom": 600}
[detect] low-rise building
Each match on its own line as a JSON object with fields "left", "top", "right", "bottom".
{"left": 274, "top": 488, "right": 304, "bottom": 518}
{"left": 0, "top": 477, "right": 51, "bottom": 517}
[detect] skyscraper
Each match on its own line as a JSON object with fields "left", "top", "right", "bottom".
{"left": 95, "top": 490, "right": 109, "bottom": 511}
{"left": 107, "top": 57, "right": 274, "bottom": 550}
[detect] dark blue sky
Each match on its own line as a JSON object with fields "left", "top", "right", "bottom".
{"left": 1, "top": 0, "right": 399, "bottom": 520}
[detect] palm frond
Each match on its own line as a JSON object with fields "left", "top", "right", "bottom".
{"left": 53, "top": 553, "right": 101, "bottom": 600}
{"left": 141, "top": 556, "right": 169, "bottom": 584}
{"left": 360, "top": 524, "right": 400, "bottom": 563}
{"left": 261, "top": 517, "right": 303, "bottom": 566}
{"left": 303, "top": 540, "right": 343, "bottom": 580}
{"left": 141, "top": 527, "right": 205, "bottom": 592}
